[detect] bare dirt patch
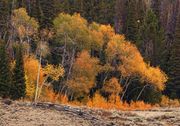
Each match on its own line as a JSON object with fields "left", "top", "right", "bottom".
{"left": 1, "top": 100, "right": 180, "bottom": 126}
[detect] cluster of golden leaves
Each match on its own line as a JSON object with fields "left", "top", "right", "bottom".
{"left": 67, "top": 51, "right": 100, "bottom": 94}
{"left": 24, "top": 56, "right": 44, "bottom": 99}
{"left": 24, "top": 56, "right": 64, "bottom": 100}
{"left": 13, "top": 9, "right": 168, "bottom": 109}
{"left": 160, "top": 95, "right": 180, "bottom": 107}
{"left": 106, "top": 36, "right": 167, "bottom": 90}
{"left": 53, "top": 13, "right": 168, "bottom": 105}
{"left": 54, "top": 13, "right": 117, "bottom": 51}
{"left": 102, "top": 78, "right": 123, "bottom": 95}
{"left": 87, "top": 93, "right": 152, "bottom": 111}
{"left": 43, "top": 64, "right": 64, "bottom": 81}
{"left": 12, "top": 8, "right": 39, "bottom": 38}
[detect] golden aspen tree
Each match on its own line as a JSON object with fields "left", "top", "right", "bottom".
{"left": 67, "top": 50, "right": 101, "bottom": 101}
{"left": 37, "top": 64, "right": 64, "bottom": 100}
{"left": 24, "top": 56, "right": 44, "bottom": 100}
{"left": 11, "top": 8, "right": 39, "bottom": 55}
{"left": 102, "top": 77, "right": 122, "bottom": 96}
{"left": 106, "top": 35, "right": 167, "bottom": 100}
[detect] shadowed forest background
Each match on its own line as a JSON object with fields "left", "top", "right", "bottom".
{"left": 0, "top": 0, "right": 180, "bottom": 109}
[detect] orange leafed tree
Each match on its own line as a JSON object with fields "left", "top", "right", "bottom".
{"left": 24, "top": 56, "right": 44, "bottom": 100}
{"left": 67, "top": 50, "right": 101, "bottom": 101}
{"left": 101, "top": 77, "right": 123, "bottom": 96}
{"left": 106, "top": 34, "right": 167, "bottom": 100}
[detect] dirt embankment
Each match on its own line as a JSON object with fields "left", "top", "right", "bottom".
{"left": 0, "top": 99, "right": 180, "bottom": 126}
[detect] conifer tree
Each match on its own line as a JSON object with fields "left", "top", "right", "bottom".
{"left": 39, "top": 0, "right": 56, "bottom": 28}
{"left": 139, "top": 9, "right": 165, "bottom": 66}
{"left": 166, "top": 13, "right": 180, "bottom": 99}
{"left": 123, "top": 0, "right": 138, "bottom": 43}
{"left": 151, "top": 0, "right": 161, "bottom": 18}
{"left": 11, "top": 45, "right": 26, "bottom": 100}
{"left": 0, "top": 40, "right": 12, "bottom": 98}
{"left": 135, "top": 10, "right": 165, "bottom": 103}
{"left": 0, "top": 0, "right": 10, "bottom": 36}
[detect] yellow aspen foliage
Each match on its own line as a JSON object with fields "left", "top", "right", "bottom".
{"left": 67, "top": 50, "right": 101, "bottom": 95}
{"left": 43, "top": 64, "right": 64, "bottom": 81}
{"left": 87, "top": 93, "right": 152, "bottom": 110}
{"left": 54, "top": 13, "right": 116, "bottom": 51}
{"left": 160, "top": 95, "right": 180, "bottom": 107}
{"left": 58, "top": 94, "right": 69, "bottom": 104}
{"left": 105, "top": 34, "right": 125, "bottom": 61}
{"left": 89, "top": 22, "right": 115, "bottom": 50}
{"left": 128, "top": 101, "right": 152, "bottom": 110}
{"left": 11, "top": 8, "right": 39, "bottom": 38}
{"left": 87, "top": 93, "right": 108, "bottom": 109}
{"left": 99, "top": 24, "right": 115, "bottom": 42}
{"left": 43, "top": 88, "right": 57, "bottom": 103}
{"left": 90, "top": 30, "right": 104, "bottom": 50}
{"left": 142, "top": 66, "right": 168, "bottom": 90}
{"left": 24, "top": 56, "right": 44, "bottom": 100}
{"left": 53, "top": 13, "right": 91, "bottom": 50}
{"left": 24, "top": 74, "right": 34, "bottom": 99}
{"left": 11, "top": 8, "right": 39, "bottom": 55}
{"left": 102, "top": 77, "right": 122, "bottom": 96}
{"left": 106, "top": 38, "right": 167, "bottom": 91}
{"left": 37, "top": 64, "right": 64, "bottom": 101}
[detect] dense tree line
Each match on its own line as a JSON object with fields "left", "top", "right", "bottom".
{"left": 112, "top": 0, "right": 179, "bottom": 100}
{"left": 0, "top": 0, "right": 179, "bottom": 105}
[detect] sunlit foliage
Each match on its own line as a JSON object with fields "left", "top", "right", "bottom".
{"left": 102, "top": 77, "right": 122, "bottom": 96}
{"left": 37, "top": 64, "right": 64, "bottom": 100}
{"left": 43, "top": 64, "right": 64, "bottom": 81}
{"left": 160, "top": 95, "right": 180, "bottom": 107}
{"left": 11, "top": 8, "right": 39, "bottom": 56}
{"left": 87, "top": 93, "right": 152, "bottom": 110}
{"left": 24, "top": 56, "right": 44, "bottom": 100}
{"left": 11, "top": 8, "right": 39, "bottom": 39}
{"left": 0, "top": 8, "right": 170, "bottom": 110}
{"left": 53, "top": 13, "right": 91, "bottom": 50}
{"left": 106, "top": 37, "right": 167, "bottom": 91}
{"left": 67, "top": 50, "right": 101, "bottom": 100}
{"left": 52, "top": 13, "right": 167, "bottom": 107}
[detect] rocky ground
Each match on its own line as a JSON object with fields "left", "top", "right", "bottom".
{"left": 0, "top": 99, "right": 180, "bottom": 126}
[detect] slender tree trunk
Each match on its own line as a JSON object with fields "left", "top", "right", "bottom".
{"left": 136, "top": 84, "right": 148, "bottom": 101}
{"left": 121, "top": 77, "right": 132, "bottom": 101}
{"left": 67, "top": 47, "right": 75, "bottom": 80}
{"left": 34, "top": 41, "right": 42, "bottom": 104}
{"left": 37, "top": 76, "right": 49, "bottom": 100}
{"left": 103, "top": 72, "right": 109, "bottom": 84}
{"left": 62, "top": 34, "right": 67, "bottom": 66}
{"left": 27, "top": 35, "right": 30, "bottom": 56}
{"left": 119, "top": 75, "right": 123, "bottom": 84}
{"left": 70, "top": 92, "right": 74, "bottom": 101}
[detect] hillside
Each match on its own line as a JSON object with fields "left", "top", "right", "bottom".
{"left": 1, "top": 99, "right": 180, "bottom": 126}
{"left": 0, "top": 1, "right": 180, "bottom": 126}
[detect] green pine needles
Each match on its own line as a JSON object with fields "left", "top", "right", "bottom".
{"left": 0, "top": 40, "right": 12, "bottom": 98}
{"left": 11, "top": 45, "right": 26, "bottom": 100}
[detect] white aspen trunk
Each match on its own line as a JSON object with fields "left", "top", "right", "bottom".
{"left": 34, "top": 53, "right": 41, "bottom": 104}
{"left": 34, "top": 40, "right": 42, "bottom": 104}
{"left": 37, "top": 76, "right": 49, "bottom": 100}
{"left": 67, "top": 48, "right": 75, "bottom": 80}
{"left": 121, "top": 78, "right": 132, "bottom": 101}
{"left": 136, "top": 84, "right": 148, "bottom": 101}
{"left": 62, "top": 34, "right": 67, "bottom": 66}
